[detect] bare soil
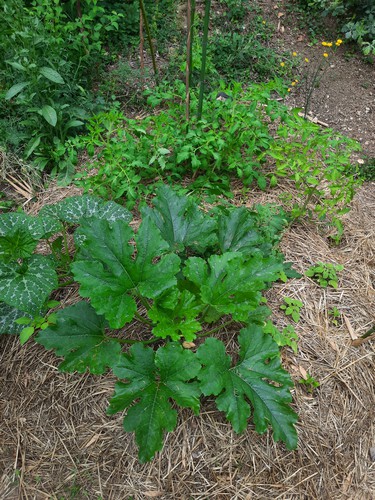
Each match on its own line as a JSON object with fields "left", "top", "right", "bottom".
{"left": 1, "top": 2, "right": 374, "bottom": 499}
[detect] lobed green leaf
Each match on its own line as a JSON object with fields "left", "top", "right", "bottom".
{"left": 108, "top": 342, "right": 201, "bottom": 462}
{"left": 72, "top": 217, "right": 180, "bottom": 328}
{"left": 197, "top": 325, "right": 298, "bottom": 449}
{"left": 35, "top": 301, "right": 121, "bottom": 374}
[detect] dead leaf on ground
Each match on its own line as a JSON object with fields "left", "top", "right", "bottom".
{"left": 299, "top": 366, "right": 308, "bottom": 380}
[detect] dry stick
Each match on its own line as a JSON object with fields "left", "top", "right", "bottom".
{"left": 139, "top": 0, "right": 158, "bottom": 81}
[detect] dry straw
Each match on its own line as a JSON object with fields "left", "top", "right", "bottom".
{"left": 0, "top": 181, "right": 374, "bottom": 499}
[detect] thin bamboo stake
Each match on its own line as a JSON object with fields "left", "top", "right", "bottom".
{"left": 197, "top": 0, "right": 211, "bottom": 120}
{"left": 139, "top": 0, "right": 158, "bottom": 81}
{"left": 186, "top": 0, "right": 192, "bottom": 121}
{"left": 140, "top": 5, "right": 144, "bottom": 78}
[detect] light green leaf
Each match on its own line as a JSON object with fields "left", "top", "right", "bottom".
{"left": 72, "top": 217, "right": 180, "bottom": 328}
{"left": 0, "top": 255, "right": 57, "bottom": 314}
{"left": 64, "top": 119, "right": 84, "bottom": 130}
{"left": 35, "top": 302, "right": 121, "bottom": 374}
{"left": 39, "top": 67, "right": 65, "bottom": 84}
{"left": 142, "top": 184, "right": 217, "bottom": 254}
{"left": 197, "top": 325, "right": 298, "bottom": 449}
{"left": 6, "top": 61, "right": 26, "bottom": 71}
{"left": 20, "top": 326, "right": 35, "bottom": 345}
{"left": 107, "top": 342, "right": 201, "bottom": 462}
{"left": 5, "top": 81, "right": 30, "bottom": 100}
{"left": 41, "top": 105, "right": 57, "bottom": 127}
{"left": 148, "top": 290, "right": 203, "bottom": 341}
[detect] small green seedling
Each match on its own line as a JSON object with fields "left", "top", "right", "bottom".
{"left": 328, "top": 307, "right": 341, "bottom": 326}
{"left": 305, "top": 262, "right": 344, "bottom": 288}
{"left": 15, "top": 300, "right": 59, "bottom": 345}
{"left": 263, "top": 321, "right": 298, "bottom": 354}
{"left": 299, "top": 372, "right": 320, "bottom": 393}
{"left": 280, "top": 297, "right": 303, "bottom": 322}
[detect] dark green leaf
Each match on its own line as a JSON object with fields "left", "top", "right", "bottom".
{"left": 72, "top": 218, "right": 180, "bottom": 328}
{"left": 0, "top": 302, "right": 31, "bottom": 335}
{"left": 142, "top": 184, "right": 216, "bottom": 254}
{"left": 35, "top": 302, "right": 121, "bottom": 374}
{"left": 0, "top": 228, "right": 37, "bottom": 262}
{"left": 0, "top": 212, "right": 62, "bottom": 240}
{"left": 108, "top": 342, "right": 201, "bottom": 462}
{"left": 197, "top": 325, "right": 298, "bottom": 449}
{"left": 184, "top": 253, "right": 283, "bottom": 321}
{"left": 217, "top": 208, "right": 264, "bottom": 254}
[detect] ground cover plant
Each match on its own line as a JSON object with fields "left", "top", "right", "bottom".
{"left": 298, "top": 0, "right": 375, "bottom": 55}
{"left": 73, "top": 78, "right": 361, "bottom": 241}
{"left": 0, "top": 184, "right": 300, "bottom": 462}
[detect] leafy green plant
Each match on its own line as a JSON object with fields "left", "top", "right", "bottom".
{"left": 328, "top": 306, "right": 341, "bottom": 326}
{"left": 15, "top": 300, "right": 59, "bottom": 345}
{"left": 0, "top": 184, "right": 298, "bottom": 461}
{"left": 74, "top": 80, "right": 289, "bottom": 205}
{"left": 299, "top": 372, "right": 320, "bottom": 393}
{"left": 280, "top": 297, "right": 304, "bottom": 323}
{"left": 263, "top": 321, "right": 299, "bottom": 354}
{"left": 298, "top": 0, "right": 375, "bottom": 55}
{"left": 265, "top": 109, "right": 362, "bottom": 238}
{"left": 0, "top": 0, "right": 121, "bottom": 174}
{"left": 305, "top": 262, "right": 344, "bottom": 288}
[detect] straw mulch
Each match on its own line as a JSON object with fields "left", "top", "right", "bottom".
{"left": 0, "top": 181, "right": 374, "bottom": 500}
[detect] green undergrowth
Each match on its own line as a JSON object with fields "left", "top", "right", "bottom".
{"left": 73, "top": 80, "right": 361, "bottom": 239}
{"left": 0, "top": 184, "right": 301, "bottom": 462}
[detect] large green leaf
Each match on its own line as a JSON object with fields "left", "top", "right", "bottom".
{"left": 0, "top": 302, "right": 31, "bottom": 335}
{"left": 107, "top": 342, "right": 201, "bottom": 462}
{"left": 41, "top": 105, "right": 57, "bottom": 127}
{"left": 0, "top": 255, "right": 57, "bottom": 314}
{"left": 197, "top": 326, "right": 298, "bottom": 449}
{"left": 72, "top": 217, "right": 180, "bottom": 328}
{"left": 5, "top": 81, "right": 30, "bottom": 100}
{"left": 0, "top": 212, "right": 62, "bottom": 240}
{"left": 217, "top": 207, "right": 266, "bottom": 254}
{"left": 0, "top": 228, "right": 37, "bottom": 262}
{"left": 39, "top": 195, "right": 132, "bottom": 225}
{"left": 148, "top": 290, "right": 203, "bottom": 341}
{"left": 184, "top": 252, "right": 283, "bottom": 321}
{"left": 35, "top": 302, "right": 121, "bottom": 374}
{"left": 39, "top": 67, "right": 65, "bottom": 84}
{"left": 142, "top": 184, "right": 216, "bottom": 253}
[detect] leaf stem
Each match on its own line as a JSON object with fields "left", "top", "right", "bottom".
{"left": 196, "top": 319, "right": 235, "bottom": 338}
{"left": 134, "top": 311, "right": 152, "bottom": 325}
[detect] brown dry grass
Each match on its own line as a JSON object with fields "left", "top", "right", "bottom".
{"left": 1, "top": 179, "right": 374, "bottom": 499}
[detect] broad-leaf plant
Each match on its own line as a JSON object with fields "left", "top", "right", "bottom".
{"left": 0, "top": 185, "right": 298, "bottom": 461}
